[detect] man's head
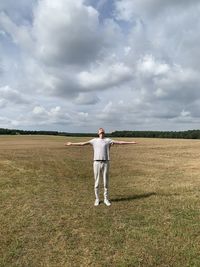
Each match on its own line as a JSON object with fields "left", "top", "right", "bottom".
{"left": 98, "top": 128, "right": 105, "bottom": 138}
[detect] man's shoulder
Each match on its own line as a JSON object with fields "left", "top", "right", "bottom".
{"left": 89, "top": 138, "right": 98, "bottom": 143}
{"left": 105, "top": 138, "right": 113, "bottom": 143}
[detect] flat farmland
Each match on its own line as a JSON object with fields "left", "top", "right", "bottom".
{"left": 1, "top": 135, "right": 200, "bottom": 267}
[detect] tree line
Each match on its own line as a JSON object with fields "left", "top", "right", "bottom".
{"left": 1, "top": 128, "right": 200, "bottom": 139}
{"left": 110, "top": 130, "right": 200, "bottom": 139}
{"left": 0, "top": 128, "right": 95, "bottom": 137}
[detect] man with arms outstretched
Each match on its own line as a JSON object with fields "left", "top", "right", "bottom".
{"left": 65, "top": 128, "right": 137, "bottom": 206}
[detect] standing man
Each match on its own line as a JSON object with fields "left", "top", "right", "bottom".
{"left": 65, "top": 128, "right": 137, "bottom": 206}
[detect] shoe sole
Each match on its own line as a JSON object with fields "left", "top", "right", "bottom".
{"left": 104, "top": 202, "right": 111, "bottom": 206}
{"left": 94, "top": 201, "right": 100, "bottom": 206}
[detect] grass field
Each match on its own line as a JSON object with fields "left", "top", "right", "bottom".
{"left": 1, "top": 135, "right": 200, "bottom": 267}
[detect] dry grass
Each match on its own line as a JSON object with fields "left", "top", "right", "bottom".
{"left": 1, "top": 135, "right": 200, "bottom": 266}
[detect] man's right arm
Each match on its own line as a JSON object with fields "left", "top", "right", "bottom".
{"left": 65, "top": 141, "right": 91, "bottom": 146}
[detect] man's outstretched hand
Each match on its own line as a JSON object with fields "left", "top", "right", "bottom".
{"left": 65, "top": 142, "right": 72, "bottom": 146}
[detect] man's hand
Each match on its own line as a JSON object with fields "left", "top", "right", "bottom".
{"left": 65, "top": 142, "right": 72, "bottom": 146}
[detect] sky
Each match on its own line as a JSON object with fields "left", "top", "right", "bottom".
{"left": 0, "top": 0, "right": 200, "bottom": 133}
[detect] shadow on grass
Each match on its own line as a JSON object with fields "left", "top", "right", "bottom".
{"left": 111, "top": 192, "right": 156, "bottom": 202}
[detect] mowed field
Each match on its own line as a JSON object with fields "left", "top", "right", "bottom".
{"left": 1, "top": 135, "right": 200, "bottom": 267}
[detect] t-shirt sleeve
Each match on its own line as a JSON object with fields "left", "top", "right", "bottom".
{"left": 89, "top": 138, "right": 95, "bottom": 145}
{"left": 107, "top": 138, "right": 114, "bottom": 145}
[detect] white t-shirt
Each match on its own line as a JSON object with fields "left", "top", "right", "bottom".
{"left": 89, "top": 138, "right": 113, "bottom": 161}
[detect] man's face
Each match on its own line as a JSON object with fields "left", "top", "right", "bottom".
{"left": 98, "top": 129, "right": 105, "bottom": 137}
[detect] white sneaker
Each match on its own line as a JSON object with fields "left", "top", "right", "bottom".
{"left": 104, "top": 199, "right": 111, "bottom": 206}
{"left": 94, "top": 199, "right": 100, "bottom": 206}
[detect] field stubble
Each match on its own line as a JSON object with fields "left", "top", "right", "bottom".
{"left": 1, "top": 135, "right": 200, "bottom": 266}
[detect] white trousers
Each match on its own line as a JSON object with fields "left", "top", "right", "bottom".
{"left": 93, "top": 161, "right": 110, "bottom": 200}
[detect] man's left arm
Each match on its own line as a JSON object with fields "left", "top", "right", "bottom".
{"left": 112, "top": 140, "right": 137, "bottom": 145}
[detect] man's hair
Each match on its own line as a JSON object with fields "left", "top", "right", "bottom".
{"left": 98, "top": 128, "right": 105, "bottom": 134}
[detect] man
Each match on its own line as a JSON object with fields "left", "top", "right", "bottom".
{"left": 65, "top": 128, "right": 137, "bottom": 207}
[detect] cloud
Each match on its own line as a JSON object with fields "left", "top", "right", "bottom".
{"left": 114, "top": 0, "right": 200, "bottom": 68}
{"left": 0, "top": 85, "right": 29, "bottom": 105}
{"left": 32, "top": 105, "right": 70, "bottom": 123}
{"left": 137, "top": 55, "right": 170, "bottom": 76}
{"left": 0, "top": 0, "right": 36, "bottom": 24}
{"left": 0, "top": 99, "right": 6, "bottom": 108}
{"left": 32, "top": 0, "right": 102, "bottom": 66}
{"left": 78, "top": 62, "right": 133, "bottom": 90}
{"left": 114, "top": 0, "right": 200, "bottom": 21}
{"left": 74, "top": 93, "right": 100, "bottom": 105}
{"left": 9, "top": 104, "right": 92, "bottom": 131}
{"left": 0, "top": 0, "right": 127, "bottom": 98}
{"left": 153, "top": 66, "right": 200, "bottom": 103}
{"left": 0, "top": 11, "right": 34, "bottom": 52}
{"left": 0, "top": 56, "right": 3, "bottom": 74}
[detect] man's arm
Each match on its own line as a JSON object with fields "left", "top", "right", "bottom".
{"left": 112, "top": 140, "right": 137, "bottom": 145}
{"left": 65, "top": 141, "right": 91, "bottom": 146}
